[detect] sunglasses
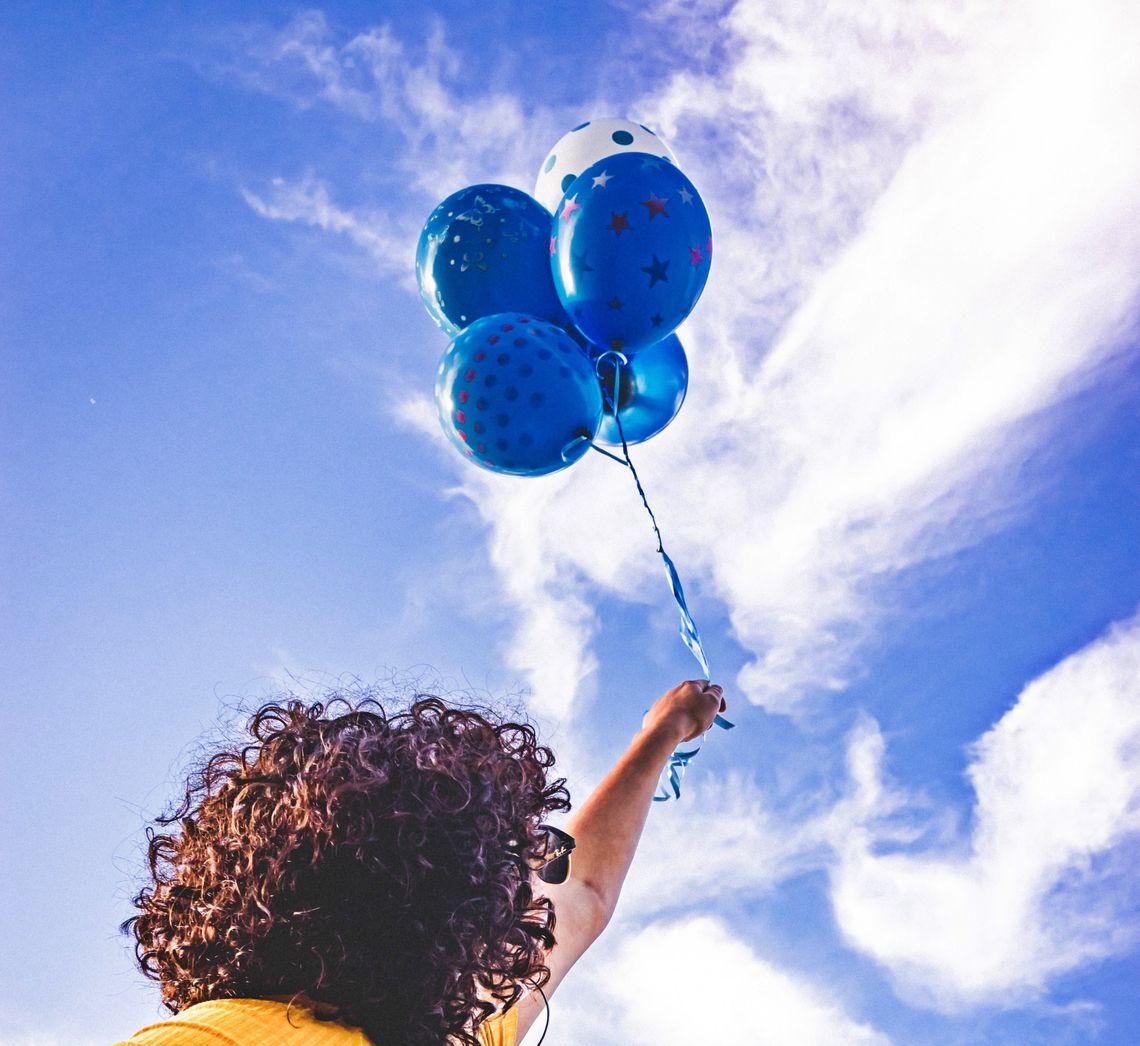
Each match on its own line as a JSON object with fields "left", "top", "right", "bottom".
{"left": 536, "top": 824, "right": 576, "bottom": 885}
{"left": 508, "top": 824, "right": 576, "bottom": 885}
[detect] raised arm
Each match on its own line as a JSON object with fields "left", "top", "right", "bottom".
{"left": 513, "top": 679, "right": 725, "bottom": 1039}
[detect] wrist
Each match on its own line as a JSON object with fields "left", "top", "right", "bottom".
{"left": 636, "top": 714, "right": 690, "bottom": 754}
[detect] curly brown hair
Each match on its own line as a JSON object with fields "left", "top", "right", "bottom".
{"left": 124, "top": 692, "right": 570, "bottom": 1046}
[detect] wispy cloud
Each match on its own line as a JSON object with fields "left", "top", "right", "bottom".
{"left": 832, "top": 609, "right": 1140, "bottom": 1009}
{"left": 531, "top": 915, "right": 889, "bottom": 1045}
{"left": 458, "top": 0, "right": 1140, "bottom": 716}
{"left": 613, "top": 768, "right": 838, "bottom": 918}
{"left": 241, "top": 174, "right": 414, "bottom": 285}
{"left": 227, "top": 10, "right": 564, "bottom": 195}
{"left": 231, "top": 4, "right": 1139, "bottom": 720}
{"left": 580, "top": 611, "right": 1140, "bottom": 1018}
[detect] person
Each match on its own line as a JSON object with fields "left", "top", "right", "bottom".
{"left": 118, "top": 678, "right": 726, "bottom": 1046}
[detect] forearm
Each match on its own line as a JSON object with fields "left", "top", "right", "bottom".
{"left": 560, "top": 721, "right": 681, "bottom": 918}
{"left": 513, "top": 681, "right": 722, "bottom": 1037}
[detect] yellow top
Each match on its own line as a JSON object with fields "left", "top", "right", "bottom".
{"left": 116, "top": 997, "right": 517, "bottom": 1046}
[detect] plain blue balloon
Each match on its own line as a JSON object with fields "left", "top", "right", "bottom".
{"left": 551, "top": 153, "right": 712, "bottom": 352}
{"left": 417, "top": 185, "right": 564, "bottom": 336}
{"left": 435, "top": 314, "right": 603, "bottom": 476}
{"left": 593, "top": 335, "right": 689, "bottom": 446}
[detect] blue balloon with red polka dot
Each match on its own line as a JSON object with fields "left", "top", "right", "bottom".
{"left": 435, "top": 314, "right": 604, "bottom": 476}
{"left": 417, "top": 185, "right": 565, "bottom": 337}
{"left": 551, "top": 152, "right": 712, "bottom": 353}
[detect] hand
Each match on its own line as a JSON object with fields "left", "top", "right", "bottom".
{"left": 642, "top": 679, "right": 726, "bottom": 745}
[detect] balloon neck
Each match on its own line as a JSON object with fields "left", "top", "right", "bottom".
{"left": 560, "top": 429, "right": 594, "bottom": 462}
{"left": 594, "top": 354, "right": 634, "bottom": 413}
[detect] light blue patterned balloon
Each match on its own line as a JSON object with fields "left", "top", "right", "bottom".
{"left": 417, "top": 185, "right": 564, "bottom": 336}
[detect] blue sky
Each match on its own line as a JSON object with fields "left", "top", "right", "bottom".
{"left": 3, "top": 2, "right": 1140, "bottom": 1044}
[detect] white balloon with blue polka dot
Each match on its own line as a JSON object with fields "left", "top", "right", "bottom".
{"left": 534, "top": 118, "right": 677, "bottom": 214}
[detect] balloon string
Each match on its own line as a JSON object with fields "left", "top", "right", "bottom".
{"left": 589, "top": 443, "right": 628, "bottom": 466}
{"left": 589, "top": 354, "right": 733, "bottom": 802}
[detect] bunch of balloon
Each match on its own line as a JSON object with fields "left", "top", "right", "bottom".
{"left": 416, "top": 119, "right": 728, "bottom": 799}
{"left": 417, "top": 118, "right": 711, "bottom": 474}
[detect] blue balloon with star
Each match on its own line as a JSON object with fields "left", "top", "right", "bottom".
{"left": 417, "top": 185, "right": 564, "bottom": 337}
{"left": 551, "top": 152, "right": 712, "bottom": 353}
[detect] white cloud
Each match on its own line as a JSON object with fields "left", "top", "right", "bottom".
{"left": 482, "top": 478, "right": 602, "bottom": 722}
{"left": 233, "top": 11, "right": 574, "bottom": 320}
{"left": 241, "top": 174, "right": 414, "bottom": 285}
{"left": 589, "top": 706, "right": 945, "bottom": 925}
{"left": 529, "top": 915, "right": 888, "bottom": 1046}
{"left": 232, "top": 10, "right": 562, "bottom": 195}
{"left": 232, "top": 1, "right": 1140, "bottom": 729}
{"left": 560, "top": 612, "right": 1140, "bottom": 1020}
{"left": 459, "top": 0, "right": 1140, "bottom": 716}
{"left": 831, "top": 609, "right": 1140, "bottom": 1010}
{"left": 613, "top": 768, "right": 835, "bottom": 918}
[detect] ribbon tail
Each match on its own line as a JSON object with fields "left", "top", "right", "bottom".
{"left": 660, "top": 548, "right": 710, "bottom": 679}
